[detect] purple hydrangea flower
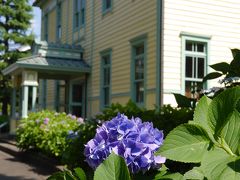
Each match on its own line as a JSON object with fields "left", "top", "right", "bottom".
{"left": 44, "top": 118, "right": 49, "bottom": 125}
{"left": 67, "top": 130, "right": 78, "bottom": 140}
{"left": 84, "top": 113, "right": 166, "bottom": 173}
{"left": 71, "top": 115, "right": 77, "bottom": 120}
{"left": 77, "top": 117, "right": 84, "bottom": 123}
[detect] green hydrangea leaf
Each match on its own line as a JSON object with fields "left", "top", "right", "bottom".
{"left": 154, "top": 172, "right": 184, "bottom": 180}
{"left": 192, "top": 96, "right": 214, "bottom": 142}
{"left": 208, "top": 86, "right": 240, "bottom": 137}
{"left": 156, "top": 124, "right": 210, "bottom": 163}
{"left": 184, "top": 167, "right": 205, "bottom": 180}
{"left": 94, "top": 153, "right": 131, "bottom": 180}
{"left": 74, "top": 167, "right": 86, "bottom": 180}
{"left": 210, "top": 62, "right": 230, "bottom": 74}
{"left": 221, "top": 110, "right": 240, "bottom": 155}
{"left": 203, "top": 72, "right": 223, "bottom": 82}
{"left": 201, "top": 148, "right": 240, "bottom": 180}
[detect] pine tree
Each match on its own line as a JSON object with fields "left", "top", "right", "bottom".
{"left": 0, "top": 0, "right": 34, "bottom": 115}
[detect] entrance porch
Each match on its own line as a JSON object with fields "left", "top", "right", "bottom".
{"left": 2, "top": 41, "right": 90, "bottom": 133}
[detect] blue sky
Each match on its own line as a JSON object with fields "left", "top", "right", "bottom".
{"left": 30, "top": 1, "right": 41, "bottom": 40}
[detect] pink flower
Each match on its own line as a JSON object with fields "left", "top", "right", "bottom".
{"left": 44, "top": 118, "right": 49, "bottom": 125}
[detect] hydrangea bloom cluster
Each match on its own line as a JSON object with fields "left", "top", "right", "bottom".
{"left": 84, "top": 113, "right": 166, "bottom": 173}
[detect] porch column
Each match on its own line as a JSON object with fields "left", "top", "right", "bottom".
{"left": 32, "top": 86, "right": 37, "bottom": 112}
{"left": 21, "top": 70, "right": 38, "bottom": 118}
{"left": 21, "top": 85, "right": 29, "bottom": 118}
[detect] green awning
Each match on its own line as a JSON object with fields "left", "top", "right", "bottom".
{"left": 2, "top": 55, "right": 91, "bottom": 76}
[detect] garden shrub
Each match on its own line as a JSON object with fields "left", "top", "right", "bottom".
{"left": 96, "top": 100, "right": 193, "bottom": 136}
{"left": 62, "top": 119, "right": 98, "bottom": 169}
{"left": 16, "top": 110, "right": 82, "bottom": 157}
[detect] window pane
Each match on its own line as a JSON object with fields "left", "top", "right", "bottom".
{"left": 136, "top": 81, "right": 144, "bottom": 103}
{"left": 185, "top": 81, "right": 202, "bottom": 99}
{"left": 185, "top": 56, "right": 193, "bottom": 78}
{"left": 104, "top": 87, "right": 109, "bottom": 106}
{"left": 81, "top": 9, "right": 85, "bottom": 25}
{"left": 135, "top": 58, "right": 144, "bottom": 80}
{"left": 197, "top": 57, "right": 205, "bottom": 78}
{"left": 104, "top": 67, "right": 110, "bottom": 85}
{"left": 135, "top": 44, "right": 144, "bottom": 55}
{"left": 72, "top": 84, "right": 82, "bottom": 103}
{"left": 197, "top": 43, "right": 204, "bottom": 52}
{"left": 103, "top": 55, "right": 110, "bottom": 65}
{"left": 186, "top": 41, "right": 193, "bottom": 51}
{"left": 75, "top": 13, "right": 79, "bottom": 27}
{"left": 106, "top": 0, "right": 112, "bottom": 9}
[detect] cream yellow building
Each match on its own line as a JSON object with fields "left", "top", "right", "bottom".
{"left": 3, "top": 0, "right": 240, "bottom": 124}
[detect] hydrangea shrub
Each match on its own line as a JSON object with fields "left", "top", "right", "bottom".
{"left": 16, "top": 111, "right": 83, "bottom": 156}
{"left": 84, "top": 113, "right": 166, "bottom": 174}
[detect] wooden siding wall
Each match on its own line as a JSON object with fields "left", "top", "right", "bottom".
{"left": 163, "top": 0, "right": 240, "bottom": 104}
{"left": 88, "top": 0, "right": 158, "bottom": 115}
{"left": 39, "top": 0, "right": 158, "bottom": 116}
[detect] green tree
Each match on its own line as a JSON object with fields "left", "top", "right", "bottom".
{"left": 0, "top": 0, "right": 34, "bottom": 115}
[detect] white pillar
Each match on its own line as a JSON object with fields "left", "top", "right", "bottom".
{"left": 22, "top": 85, "right": 29, "bottom": 118}
{"left": 32, "top": 86, "right": 37, "bottom": 112}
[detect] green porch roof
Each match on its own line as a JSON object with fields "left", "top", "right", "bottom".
{"left": 2, "top": 55, "right": 91, "bottom": 76}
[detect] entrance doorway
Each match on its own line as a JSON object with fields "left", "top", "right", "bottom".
{"left": 69, "top": 81, "right": 85, "bottom": 117}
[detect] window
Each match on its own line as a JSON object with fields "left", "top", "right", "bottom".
{"left": 102, "top": 0, "right": 112, "bottom": 13}
{"left": 100, "top": 50, "right": 111, "bottom": 108}
{"left": 182, "top": 36, "right": 209, "bottom": 99}
{"left": 131, "top": 38, "right": 146, "bottom": 104}
{"left": 56, "top": 2, "right": 62, "bottom": 40}
{"left": 80, "top": 0, "right": 86, "bottom": 26}
{"left": 44, "top": 14, "right": 48, "bottom": 41}
{"left": 73, "top": 0, "right": 85, "bottom": 29}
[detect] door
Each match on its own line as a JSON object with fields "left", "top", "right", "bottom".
{"left": 69, "top": 82, "right": 85, "bottom": 117}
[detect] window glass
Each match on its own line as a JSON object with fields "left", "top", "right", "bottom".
{"left": 185, "top": 56, "right": 193, "bottom": 78}
{"left": 184, "top": 39, "right": 207, "bottom": 98}
{"left": 132, "top": 40, "right": 145, "bottom": 104}
{"left": 101, "top": 51, "right": 111, "bottom": 108}
{"left": 197, "top": 57, "right": 205, "bottom": 78}
{"left": 72, "top": 84, "right": 82, "bottom": 103}
{"left": 136, "top": 81, "right": 144, "bottom": 103}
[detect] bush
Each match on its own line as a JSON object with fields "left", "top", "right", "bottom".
{"left": 96, "top": 100, "right": 193, "bottom": 135}
{"left": 16, "top": 111, "right": 82, "bottom": 157}
{"left": 62, "top": 119, "right": 98, "bottom": 169}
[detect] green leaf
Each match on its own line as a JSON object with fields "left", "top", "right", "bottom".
{"left": 154, "top": 173, "right": 184, "bottom": 180}
{"left": 192, "top": 96, "right": 214, "bottom": 141}
{"left": 74, "top": 167, "right": 86, "bottom": 180}
{"left": 221, "top": 110, "right": 240, "bottom": 155}
{"left": 208, "top": 86, "right": 240, "bottom": 137}
{"left": 156, "top": 124, "right": 210, "bottom": 163}
{"left": 210, "top": 62, "right": 230, "bottom": 74}
{"left": 202, "top": 72, "right": 223, "bottom": 82}
{"left": 184, "top": 167, "right": 205, "bottom": 180}
{"left": 230, "top": 49, "right": 240, "bottom": 76}
{"left": 231, "top": 49, "right": 240, "bottom": 58}
{"left": 201, "top": 148, "right": 240, "bottom": 180}
{"left": 94, "top": 153, "right": 131, "bottom": 180}
{"left": 173, "top": 93, "right": 192, "bottom": 108}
